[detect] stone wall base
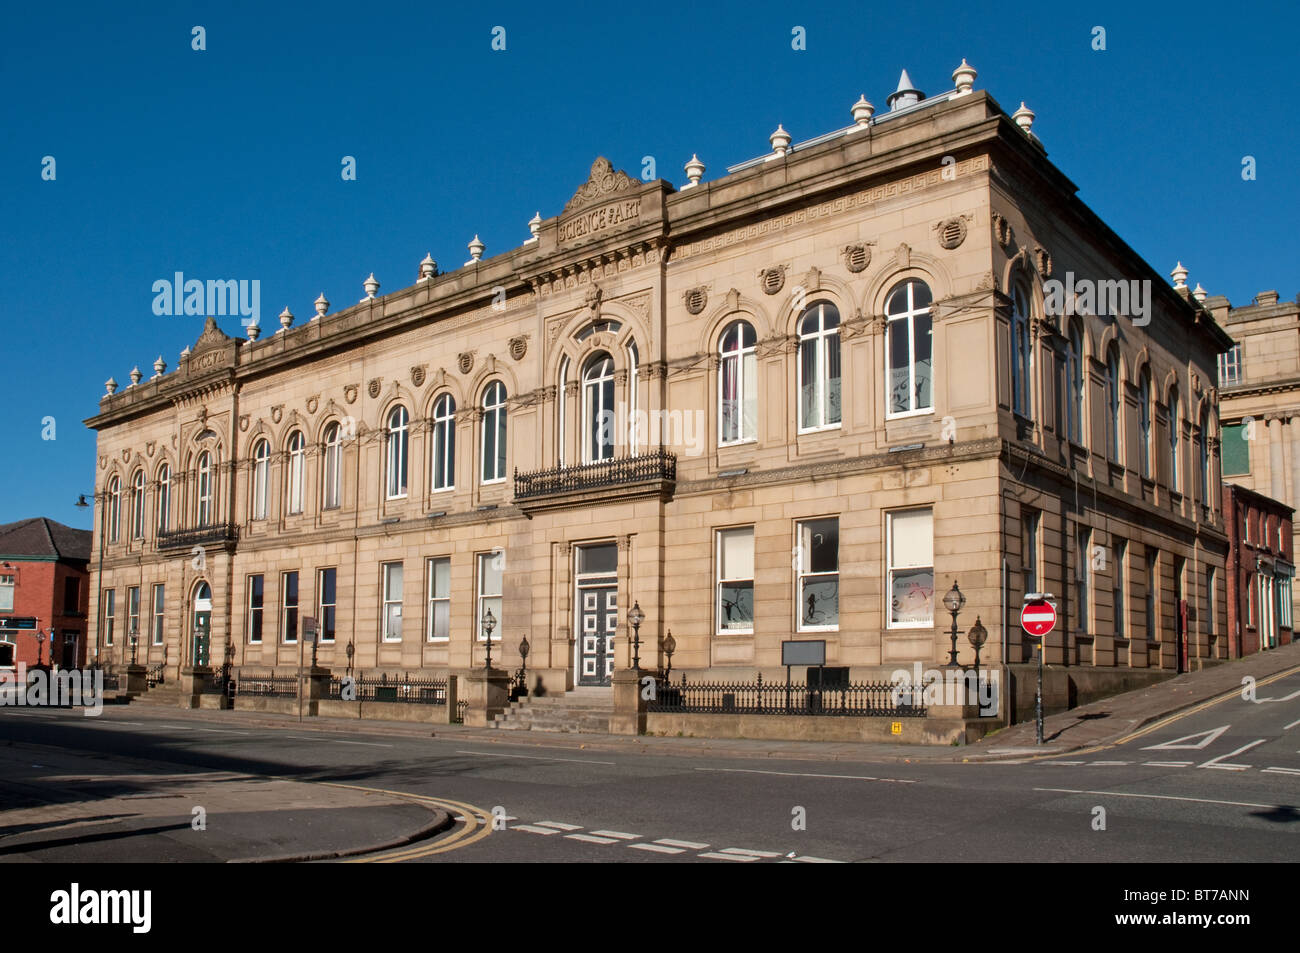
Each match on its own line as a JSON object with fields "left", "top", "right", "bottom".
{"left": 645, "top": 713, "right": 997, "bottom": 745}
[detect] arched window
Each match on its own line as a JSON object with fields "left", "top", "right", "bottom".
{"left": 1067, "top": 321, "right": 1085, "bottom": 444}
{"left": 107, "top": 475, "right": 121, "bottom": 543}
{"left": 431, "top": 395, "right": 456, "bottom": 491}
{"left": 481, "top": 382, "right": 508, "bottom": 482}
{"left": 386, "top": 407, "right": 409, "bottom": 499}
{"left": 627, "top": 340, "right": 640, "bottom": 455}
{"left": 130, "top": 470, "right": 146, "bottom": 540}
{"left": 1168, "top": 386, "right": 1180, "bottom": 493}
{"left": 583, "top": 353, "right": 616, "bottom": 462}
{"left": 557, "top": 357, "right": 570, "bottom": 467}
{"left": 1105, "top": 346, "right": 1121, "bottom": 461}
{"left": 719, "top": 320, "right": 757, "bottom": 444}
{"left": 322, "top": 423, "right": 341, "bottom": 510}
{"left": 157, "top": 464, "right": 171, "bottom": 534}
{"left": 1198, "top": 407, "right": 1210, "bottom": 505}
{"left": 196, "top": 451, "right": 213, "bottom": 525}
{"left": 885, "top": 281, "right": 934, "bottom": 417}
{"left": 251, "top": 439, "right": 270, "bottom": 520}
{"left": 1138, "top": 369, "right": 1152, "bottom": 477}
{"left": 1011, "top": 285, "right": 1033, "bottom": 417}
{"left": 286, "top": 431, "right": 305, "bottom": 514}
{"left": 798, "top": 301, "right": 841, "bottom": 431}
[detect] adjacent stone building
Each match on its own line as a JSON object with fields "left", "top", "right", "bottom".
{"left": 0, "top": 518, "right": 92, "bottom": 668}
{"left": 84, "top": 63, "right": 1233, "bottom": 700}
{"left": 1222, "top": 483, "right": 1293, "bottom": 657}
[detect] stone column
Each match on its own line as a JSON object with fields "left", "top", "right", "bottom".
{"left": 1268, "top": 416, "right": 1285, "bottom": 502}
{"left": 178, "top": 664, "right": 211, "bottom": 709}
{"left": 462, "top": 667, "right": 510, "bottom": 727}
{"left": 301, "top": 665, "right": 330, "bottom": 717}
{"left": 610, "top": 667, "right": 646, "bottom": 735}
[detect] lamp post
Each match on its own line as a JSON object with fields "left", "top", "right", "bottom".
{"left": 482, "top": 608, "right": 497, "bottom": 670}
{"left": 36, "top": 630, "right": 46, "bottom": 667}
{"left": 129, "top": 621, "right": 139, "bottom": 666}
{"left": 942, "top": 581, "right": 966, "bottom": 667}
{"left": 967, "top": 616, "right": 988, "bottom": 707}
{"left": 662, "top": 629, "right": 676, "bottom": 677}
{"left": 345, "top": 639, "right": 355, "bottom": 678}
{"left": 627, "top": 601, "right": 646, "bottom": 670}
{"left": 75, "top": 493, "right": 104, "bottom": 670}
{"left": 517, "top": 635, "right": 529, "bottom": 700}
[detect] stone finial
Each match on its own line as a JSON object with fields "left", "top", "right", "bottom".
{"left": 418, "top": 254, "right": 437, "bottom": 282}
{"left": 363, "top": 273, "right": 380, "bottom": 299}
{"left": 683, "top": 154, "right": 705, "bottom": 188}
{"left": 888, "top": 69, "right": 924, "bottom": 111}
{"left": 769, "top": 124, "right": 792, "bottom": 158}
{"left": 467, "top": 235, "right": 485, "bottom": 263}
{"left": 278, "top": 307, "right": 294, "bottom": 333}
{"left": 1192, "top": 283, "right": 1207, "bottom": 303}
{"left": 129, "top": 366, "right": 142, "bottom": 387}
{"left": 526, "top": 212, "right": 542, "bottom": 243}
{"left": 152, "top": 355, "right": 166, "bottom": 378}
{"left": 1170, "top": 262, "right": 1189, "bottom": 289}
{"left": 952, "top": 58, "right": 977, "bottom": 95}
{"left": 246, "top": 316, "right": 261, "bottom": 341}
{"left": 105, "top": 377, "right": 118, "bottom": 396}
{"left": 314, "top": 292, "right": 329, "bottom": 319}
{"left": 180, "top": 345, "right": 191, "bottom": 362}
{"left": 1012, "top": 102, "right": 1036, "bottom": 134}
{"left": 850, "top": 95, "right": 875, "bottom": 130}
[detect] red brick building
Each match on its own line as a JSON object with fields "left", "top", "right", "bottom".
{"left": 0, "top": 518, "right": 92, "bottom": 669}
{"left": 1223, "top": 484, "right": 1294, "bottom": 657}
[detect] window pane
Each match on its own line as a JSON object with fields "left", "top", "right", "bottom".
{"left": 889, "top": 320, "right": 909, "bottom": 414}
{"left": 742, "top": 351, "right": 758, "bottom": 439}
{"left": 800, "top": 576, "right": 839, "bottom": 627}
{"left": 890, "top": 568, "right": 934, "bottom": 625}
{"left": 433, "top": 600, "right": 450, "bottom": 640}
{"left": 801, "top": 518, "right": 838, "bottom": 572}
{"left": 432, "top": 558, "right": 450, "bottom": 598}
{"left": 720, "top": 528, "right": 754, "bottom": 579}
{"left": 719, "top": 582, "right": 754, "bottom": 630}
{"left": 480, "top": 554, "right": 503, "bottom": 594}
{"left": 914, "top": 312, "right": 932, "bottom": 410}
{"left": 825, "top": 333, "right": 841, "bottom": 424}
{"left": 578, "top": 543, "right": 616, "bottom": 575}
{"left": 891, "top": 509, "right": 933, "bottom": 568}
{"left": 800, "top": 339, "right": 818, "bottom": 427}
{"left": 720, "top": 354, "right": 738, "bottom": 442}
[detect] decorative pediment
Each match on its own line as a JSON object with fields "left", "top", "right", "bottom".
{"left": 191, "top": 316, "right": 233, "bottom": 353}
{"left": 563, "top": 157, "right": 639, "bottom": 214}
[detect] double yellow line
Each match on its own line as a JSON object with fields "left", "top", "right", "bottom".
{"left": 315, "top": 782, "right": 494, "bottom": 862}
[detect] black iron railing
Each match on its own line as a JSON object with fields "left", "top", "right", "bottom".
{"left": 514, "top": 448, "right": 676, "bottom": 501}
{"left": 509, "top": 669, "right": 527, "bottom": 702}
{"left": 454, "top": 700, "right": 468, "bottom": 724}
{"left": 326, "top": 671, "right": 448, "bottom": 705}
{"left": 156, "top": 523, "right": 239, "bottom": 552}
{"left": 146, "top": 664, "right": 165, "bottom": 688}
{"left": 234, "top": 669, "right": 297, "bottom": 698}
{"left": 100, "top": 671, "right": 122, "bottom": 691}
{"left": 647, "top": 673, "right": 928, "bottom": 717}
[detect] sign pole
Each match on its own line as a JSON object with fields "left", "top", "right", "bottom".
{"left": 1036, "top": 637, "right": 1044, "bottom": 745}
{"left": 1020, "top": 595, "right": 1056, "bottom": 747}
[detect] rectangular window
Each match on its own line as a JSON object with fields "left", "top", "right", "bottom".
{"left": 887, "top": 510, "right": 933, "bottom": 628}
{"left": 1246, "top": 572, "right": 1255, "bottom": 626}
{"left": 382, "top": 562, "right": 403, "bottom": 642}
{"left": 796, "top": 518, "right": 839, "bottom": 630}
{"left": 1145, "top": 549, "right": 1159, "bottom": 641}
{"left": 1280, "top": 573, "right": 1293, "bottom": 629}
{"left": 1217, "top": 344, "right": 1242, "bottom": 387}
{"left": 427, "top": 558, "right": 451, "bottom": 642}
{"left": 1205, "top": 566, "right": 1216, "bottom": 638}
{"left": 127, "top": 586, "right": 140, "bottom": 646}
{"left": 282, "top": 571, "right": 299, "bottom": 644}
{"left": 151, "top": 583, "right": 165, "bottom": 646}
{"left": 1221, "top": 421, "right": 1250, "bottom": 475}
{"left": 64, "top": 576, "right": 80, "bottom": 614}
{"left": 717, "top": 527, "right": 755, "bottom": 634}
{"left": 1075, "top": 525, "right": 1090, "bottom": 635}
{"left": 247, "top": 575, "right": 264, "bottom": 644}
{"left": 317, "top": 568, "right": 337, "bottom": 643}
{"left": 102, "top": 589, "right": 115, "bottom": 645}
{"left": 476, "top": 553, "right": 502, "bottom": 640}
{"left": 1022, "top": 509, "right": 1040, "bottom": 596}
{"left": 0, "top": 573, "right": 13, "bottom": 613}
{"left": 1113, "top": 539, "right": 1127, "bottom": 639}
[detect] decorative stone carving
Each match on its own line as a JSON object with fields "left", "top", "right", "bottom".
{"left": 410, "top": 366, "right": 426, "bottom": 388}
{"left": 367, "top": 379, "right": 381, "bottom": 399}
{"left": 198, "top": 406, "right": 209, "bottom": 426}
{"left": 935, "top": 217, "right": 968, "bottom": 249}
{"left": 121, "top": 449, "right": 130, "bottom": 462}
{"left": 726, "top": 288, "right": 741, "bottom": 312}
{"left": 843, "top": 244, "right": 872, "bottom": 273}
{"left": 563, "top": 157, "right": 639, "bottom": 214}
{"left": 457, "top": 352, "right": 475, "bottom": 375}
{"left": 895, "top": 243, "right": 911, "bottom": 269}
{"left": 992, "top": 212, "right": 1013, "bottom": 249}
{"left": 98, "top": 455, "right": 107, "bottom": 470}
{"left": 306, "top": 396, "right": 319, "bottom": 414}
{"left": 509, "top": 336, "right": 528, "bottom": 361}
{"left": 343, "top": 384, "right": 358, "bottom": 405}
{"left": 759, "top": 265, "right": 786, "bottom": 296}
{"left": 271, "top": 405, "right": 284, "bottom": 424}
{"left": 146, "top": 441, "right": 156, "bottom": 457}
{"left": 683, "top": 287, "right": 708, "bottom": 315}
{"left": 1034, "top": 245, "right": 1053, "bottom": 277}
{"left": 974, "top": 271, "right": 998, "bottom": 292}
{"left": 239, "top": 415, "right": 250, "bottom": 432}
{"left": 801, "top": 266, "right": 821, "bottom": 294}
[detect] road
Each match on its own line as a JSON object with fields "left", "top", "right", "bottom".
{"left": 1, "top": 672, "right": 1297, "bottom": 863}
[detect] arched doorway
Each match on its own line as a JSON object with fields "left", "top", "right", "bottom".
{"left": 191, "top": 581, "right": 213, "bottom": 667}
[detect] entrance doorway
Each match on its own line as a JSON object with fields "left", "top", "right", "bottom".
{"left": 191, "top": 581, "right": 212, "bottom": 667}
{"left": 574, "top": 543, "right": 618, "bottom": 687}
{"left": 61, "top": 631, "right": 79, "bottom": 669}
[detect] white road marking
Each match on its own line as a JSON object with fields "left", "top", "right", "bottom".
{"left": 698, "top": 851, "right": 759, "bottom": 862}
{"left": 512, "top": 824, "right": 562, "bottom": 835}
{"left": 1261, "top": 766, "right": 1300, "bottom": 776}
{"left": 655, "top": 838, "right": 709, "bottom": 850}
{"left": 591, "top": 830, "right": 640, "bottom": 840}
{"left": 1259, "top": 688, "right": 1300, "bottom": 703}
{"left": 1035, "top": 787, "right": 1284, "bottom": 810}
{"left": 535, "top": 822, "right": 583, "bottom": 831}
{"left": 455, "top": 749, "right": 616, "bottom": 765}
{"left": 1198, "top": 739, "right": 1267, "bottom": 771}
{"left": 628, "top": 843, "right": 685, "bottom": 854}
{"left": 1049, "top": 761, "right": 1087, "bottom": 765}
{"left": 1144, "top": 761, "right": 1193, "bottom": 767}
{"left": 791, "top": 856, "right": 844, "bottom": 863}
{"left": 719, "top": 847, "right": 783, "bottom": 858}
{"left": 320, "top": 739, "right": 393, "bottom": 747}
{"left": 1142, "top": 724, "right": 1230, "bottom": 751}
{"left": 566, "top": 833, "right": 618, "bottom": 845}
{"left": 1091, "top": 760, "right": 1131, "bottom": 766}
{"left": 695, "top": 767, "right": 914, "bottom": 783}
{"left": 1284, "top": 718, "right": 1300, "bottom": 731}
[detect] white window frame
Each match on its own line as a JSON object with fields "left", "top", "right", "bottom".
{"left": 476, "top": 552, "right": 503, "bottom": 641}
{"left": 795, "top": 517, "right": 840, "bottom": 632}
{"left": 281, "top": 571, "right": 299, "bottom": 644}
{"left": 431, "top": 394, "right": 456, "bottom": 492}
{"left": 151, "top": 583, "right": 165, "bottom": 646}
{"left": 885, "top": 281, "right": 935, "bottom": 419}
{"left": 887, "top": 509, "right": 934, "bottom": 629}
{"left": 0, "top": 573, "right": 13, "bottom": 613}
{"left": 287, "top": 431, "right": 306, "bottom": 515}
{"left": 716, "top": 527, "right": 755, "bottom": 635}
{"left": 107, "top": 476, "right": 121, "bottom": 543}
{"left": 252, "top": 440, "right": 269, "bottom": 520}
{"left": 386, "top": 407, "right": 409, "bottom": 500}
{"left": 322, "top": 423, "right": 342, "bottom": 510}
{"left": 102, "top": 589, "right": 115, "bottom": 645}
{"left": 481, "top": 383, "right": 507, "bottom": 484}
{"left": 247, "top": 574, "right": 264, "bottom": 644}
{"left": 1011, "top": 286, "right": 1033, "bottom": 419}
{"left": 127, "top": 586, "right": 140, "bottom": 646}
{"left": 196, "top": 452, "right": 213, "bottom": 525}
{"left": 382, "top": 562, "right": 403, "bottom": 642}
{"left": 627, "top": 340, "right": 640, "bottom": 455}
{"left": 131, "top": 470, "right": 146, "bottom": 540}
{"left": 157, "top": 464, "right": 171, "bottom": 534}
{"left": 1168, "top": 390, "right": 1180, "bottom": 493}
{"left": 1113, "top": 539, "right": 1127, "bottom": 639}
{"left": 557, "top": 357, "right": 569, "bottom": 467}
{"left": 1075, "top": 525, "right": 1091, "bottom": 635}
{"left": 427, "top": 556, "right": 451, "bottom": 642}
{"left": 582, "top": 353, "right": 616, "bottom": 463}
{"left": 718, "top": 321, "right": 758, "bottom": 445}
{"left": 316, "top": 567, "right": 336, "bottom": 643}
{"left": 797, "top": 302, "right": 842, "bottom": 433}
{"left": 1217, "top": 344, "right": 1242, "bottom": 387}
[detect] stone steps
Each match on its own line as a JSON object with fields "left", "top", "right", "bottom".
{"left": 130, "top": 686, "right": 183, "bottom": 706}
{"left": 492, "top": 691, "right": 615, "bottom": 733}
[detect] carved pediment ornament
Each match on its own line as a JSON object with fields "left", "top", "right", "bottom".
{"left": 344, "top": 384, "right": 358, "bottom": 404}
{"left": 306, "top": 396, "right": 319, "bottom": 414}
{"left": 121, "top": 449, "right": 130, "bottom": 462}
{"left": 759, "top": 266, "right": 786, "bottom": 296}
{"left": 895, "top": 243, "right": 911, "bottom": 269}
{"left": 683, "top": 287, "right": 708, "bottom": 315}
{"left": 843, "top": 244, "right": 872, "bottom": 273}
{"left": 198, "top": 406, "right": 209, "bottom": 426}
{"left": 726, "top": 288, "right": 741, "bottom": 312}
{"left": 1034, "top": 245, "right": 1053, "bottom": 277}
{"left": 411, "top": 365, "right": 426, "bottom": 388}
{"left": 239, "top": 414, "right": 250, "bottom": 432}
{"left": 367, "top": 379, "right": 381, "bottom": 399}
{"left": 457, "top": 352, "right": 475, "bottom": 375}
{"left": 191, "top": 316, "right": 232, "bottom": 353}
{"left": 992, "top": 212, "right": 1013, "bottom": 250}
{"left": 563, "top": 157, "right": 639, "bottom": 214}
{"left": 98, "top": 455, "right": 107, "bottom": 470}
{"left": 146, "top": 441, "right": 156, "bottom": 457}
{"left": 508, "top": 336, "right": 528, "bottom": 361}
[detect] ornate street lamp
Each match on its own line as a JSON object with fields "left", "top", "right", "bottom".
{"left": 36, "top": 630, "right": 46, "bottom": 667}
{"left": 482, "top": 608, "right": 497, "bottom": 670}
{"left": 967, "top": 616, "right": 988, "bottom": 705}
{"left": 129, "top": 621, "right": 139, "bottom": 666}
{"left": 345, "top": 639, "right": 355, "bottom": 678}
{"left": 661, "top": 629, "right": 676, "bottom": 677}
{"left": 941, "top": 581, "right": 966, "bottom": 668}
{"left": 627, "top": 601, "right": 646, "bottom": 670}
{"left": 516, "top": 635, "right": 530, "bottom": 700}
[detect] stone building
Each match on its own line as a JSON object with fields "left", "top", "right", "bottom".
{"left": 1222, "top": 483, "right": 1293, "bottom": 657}
{"left": 0, "top": 517, "right": 92, "bottom": 669}
{"left": 1208, "top": 289, "right": 1300, "bottom": 623}
{"left": 84, "top": 62, "right": 1233, "bottom": 700}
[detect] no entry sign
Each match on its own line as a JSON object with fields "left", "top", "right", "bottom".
{"left": 1020, "top": 599, "right": 1057, "bottom": 638}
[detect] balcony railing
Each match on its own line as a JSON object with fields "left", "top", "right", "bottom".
{"left": 156, "top": 522, "right": 239, "bottom": 552}
{"left": 514, "top": 448, "right": 676, "bottom": 503}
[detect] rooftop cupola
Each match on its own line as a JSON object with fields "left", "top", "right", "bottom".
{"left": 888, "top": 69, "right": 924, "bottom": 111}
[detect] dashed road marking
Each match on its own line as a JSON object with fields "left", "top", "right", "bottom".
{"left": 791, "top": 855, "right": 844, "bottom": 863}
{"left": 1198, "top": 739, "right": 1267, "bottom": 771}
{"left": 512, "top": 824, "right": 561, "bottom": 835}
{"left": 535, "top": 821, "right": 582, "bottom": 831}
{"left": 1090, "top": 760, "right": 1131, "bottom": 766}
{"left": 629, "top": 843, "right": 685, "bottom": 854}
{"left": 656, "top": 838, "right": 709, "bottom": 850}
{"left": 455, "top": 750, "right": 616, "bottom": 765}
{"left": 1144, "top": 761, "right": 1193, "bottom": 767}
{"left": 719, "top": 847, "right": 782, "bottom": 858}
{"left": 591, "top": 830, "right": 640, "bottom": 840}
{"left": 698, "top": 851, "right": 760, "bottom": 862}
{"left": 1284, "top": 718, "right": 1300, "bottom": 731}
{"left": 1261, "top": 766, "right": 1300, "bottom": 776}
{"left": 566, "top": 833, "right": 619, "bottom": 845}
{"left": 695, "top": 767, "right": 915, "bottom": 783}
{"left": 1049, "top": 761, "right": 1087, "bottom": 765}
{"left": 1035, "top": 787, "right": 1283, "bottom": 810}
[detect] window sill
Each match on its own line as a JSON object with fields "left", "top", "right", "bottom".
{"left": 885, "top": 408, "right": 934, "bottom": 422}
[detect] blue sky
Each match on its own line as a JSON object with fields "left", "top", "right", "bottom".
{"left": 2, "top": 0, "right": 1296, "bottom": 529}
